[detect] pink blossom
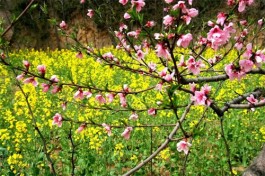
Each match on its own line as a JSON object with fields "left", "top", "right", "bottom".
{"left": 83, "top": 91, "right": 92, "bottom": 98}
{"left": 240, "top": 20, "right": 248, "bottom": 26}
{"left": 51, "top": 85, "right": 61, "bottom": 94}
{"left": 115, "top": 31, "right": 124, "bottom": 40}
{"left": 124, "top": 12, "right": 131, "bottom": 19}
{"left": 241, "top": 28, "right": 248, "bottom": 38}
{"left": 23, "top": 60, "right": 30, "bottom": 69}
{"left": 74, "top": 89, "right": 85, "bottom": 100}
{"left": 41, "top": 83, "right": 50, "bottom": 92}
{"left": 77, "top": 124, "right": 86, "bottom": 133}
{"left": 145, "top": 21, "right": 155, "bottom": 28}
{"left": 127, "top": 29, "right": 141, "bottom": 38}
{"left": 201, "top": 84, "right": 211, "bottom": 95}
{"left": 129, "top": 112, "right": 138, "bottom": 120}
{"left": 119, "top": 23, "right": 128, "bottom": 31}
{"left": 181, "top": 15, "right": 191, "bottom": 25}
{"left": 87, "top": 9, "right": 94, "bottom": 18}
{"left": 80, "top": 0, "right": 85, "bottom": 3}
{"left": 191, "top": 85, "right": 211, "bottom": 106}
{"left": 188, "top": 0, "right": 193, "bottom": 5}
{"left": 148, "top": 108, "right": 156, "bottom": 116}
{"left": 207, "top": 21, "right": 215, "bottom": 27}
{"left": 225, "top": 64, "right": 246, "bottom": 80}
{"left": 165, "top": 0, "right": 173, "bottom": 4}
{"left": 186, "top": 57, "right": 205, "bottom": 75}
{"left": 102, "top": 123, "right": 112, "bottom": 136}
{"left": 247, "top": 94, "right": 258, "bottom": 104}
{"left": 227, "top": 0, "right": 235, "bottom": 6}
{"left": 136, "top": 49, "right": 145, "bottom": 60}
{"left": 238, "top": 0, "right": 254, "bottom": 12}
{"left": 177, "top": 140, "right": 192, "bottom": 154}
{"left": 207, "top": 25, "right": 230, "bottom": 50}
{"left": 16, "top": 73, "right": 25, "bottom": 81}
{"left": 187, "top": 8, "right": 198, "bottom": 18}
{"left": 50, "top": 75, "right": 59, "bottom": 83}
{"left": 102, "top": 52, "right": 114, "bottom": 60}
{"left": 163, "top": 15, "right": 174, "bottom": 26}
{"left": 154, "top": 33, "right": 164, "bottom": 40}
{"left": 191, "top": 90, "right": 207, "bottom": 105}
{"left": 243, "top": 43, "right": 253, "bottom": 59}
{"left": 59, "top": 21, "right": 67, "bottom": 30}
{"left": 177, "top": 55, "right": 186, "bottom": 67}
{"left": 177, "top": 33, "right": 193, "bottom": 48}
{"left": 118, "top": 93, "right": 127, "bottom": 107}
{"left": 223, "top": 22, "right": 236, "bottom": 34}
{"left": 121, "top": 127, "right": 133, "bottom": 140}
{"left": 148, "top": 62, "right": 157, "bottom": 72}
{"left": 234, "top": 42, "right": 243, "bottom": 51}
{"left": 123, "top": 84, "right": 130, "bottom": 93}
{"left": 155, "top": 43, "right": 170, "bottom": 59}
{"left": 37, "top": 65, "right": 46, "bottom": 75}
{"left": 52, "top": 113, "right": 63, "bottom": 127}
{"left": 23, "top": 77, "right": 38, "bottom": 87}
{"left": 119, "top": 0, "right": 128, "bottom": 5}
{"left": 95, "top": 94, "right": 106, "bottom": 104}
{"left": 198, "top": 37, "right": 207, "bottom": 45}
{"left": 189, "top": 82, "right": 196, "bottom": 92}
{"left": 131, "top": 0, "right": 145, "bottom": 12}
{"left": 172, "top": 1, "right": 187, "bottom": 13}
{"left": 1, "top": 53, "right": 5, "bottom": 59}
{"left": 239, "top": 59, "right": 254, "bottom": 72}
{"left": 255, "top": 50, "right": 265, "bottom": 65}
{"left": 155, "top": 82, "right": 163, "bottom": 91}
{"left": 167, "top": 33, "right": 175, "bottom": 39}
{"left": 247, "top": 94, "right": 258, "bottom": 111}
{"left": 159, "top": 67, "right": 168, "bottom": 77}
{"left": 258, "top": 19, "right": 263, "bottom": 26}
{"left": 216, "top": 12, "right": 227, "bottom": 26}
{"left": 106, "top": 93, "right": 114, "bottom": 103}
{"left": 164, "top": 72, "right": 175, "bottom": 82}
{"left": 76, "top": 52, "right": 83, "bottom": 59}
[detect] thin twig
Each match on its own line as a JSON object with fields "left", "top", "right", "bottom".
{"left": 123, "top": 102, "right": 193, "bottom": 176}
{"left": 69, "top": 122, "right": 76, "bottom": 176}
{"left": 220, "top": 116, "right": 234, "bottom": 176}
{"left": 1, "top": 0, "right": 36, "bottom": 38}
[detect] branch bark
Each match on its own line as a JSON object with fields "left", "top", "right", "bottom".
{"left": 123, "top": 102, "right": 193, "bottom": 176}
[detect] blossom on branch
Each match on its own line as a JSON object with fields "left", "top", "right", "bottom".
{"left": 177, "top": 140, "right": 192, "bottom": 154}
{"left": 23, "top": 77, "right": 38, "bottom": 87}
{"left": 121, "top": 127, "right": 133, "bottom": 140}
{"left": 102, "top": 123, "right": 112, "bottom": 136}
{"left": 131, "top": 0, "right": 145, "bottom": 12}
{"left": 52, "top": 113, "right": 63, "bottom": 127}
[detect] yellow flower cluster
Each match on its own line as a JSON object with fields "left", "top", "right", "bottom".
{"left": 7, "top": 153, "right": 27, "bottom": 174}
{"left": 158, "top": 148, "right": 170, "bottom": 161}
{"left": 259, "top": 127, "right": 265, "bottom": 141}
{"left": 114, "top": 143, "right": 124, "bottom": 159}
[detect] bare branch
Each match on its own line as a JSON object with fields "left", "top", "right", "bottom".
{"left": 123, "top": 102, "right": 193, "bottom": 176}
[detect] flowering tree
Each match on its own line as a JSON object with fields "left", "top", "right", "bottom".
{"left": 0, "top": 0, "right": 265, "bottom": 175}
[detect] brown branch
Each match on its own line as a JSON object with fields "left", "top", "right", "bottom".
{"left": 15, "top": 79, "right": 56, "bottom": 175}
{"left": 122, "top": 102, "right": 193, "bottom": 176}
{"left": 69, "top": 123, "right": 76, "bottom": 176}
{"left": 1, "top": 0, "right": 36, "bottom": 38}
{"left": 220, "top": 116, "right": 234, "bottom": 176}
{"left": 181, "top": 68, "right": 265, "bottom": 84}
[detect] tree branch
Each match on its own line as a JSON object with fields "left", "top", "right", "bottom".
{"left": 123, "top": 102, "right": 193, "bottom": 176}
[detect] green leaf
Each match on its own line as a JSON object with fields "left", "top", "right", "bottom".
{"left": 30, "top": 3, "right": 39, "bottom": 11}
